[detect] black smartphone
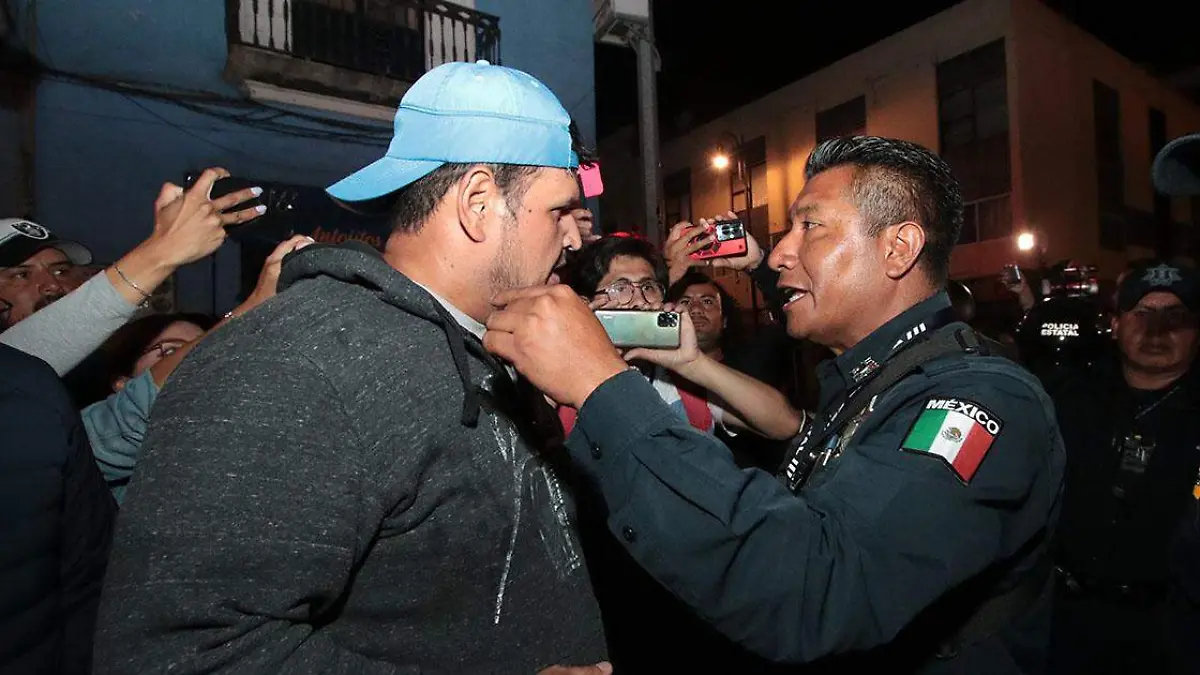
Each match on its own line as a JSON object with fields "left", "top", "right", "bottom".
{"left": 182, "top": 173, "right": 265, "bottom": 212}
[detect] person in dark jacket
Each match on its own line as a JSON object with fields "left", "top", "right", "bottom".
{"left": 0, "top": 343, "right": 115, "bottom": 673}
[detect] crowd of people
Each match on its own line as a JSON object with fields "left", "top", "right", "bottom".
{"left": 3, "top": 58, "right": 1200, "bottom": 675}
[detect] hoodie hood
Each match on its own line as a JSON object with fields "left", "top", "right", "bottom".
{"left": 277, "top": 240, "right": 502, "bottom": 427}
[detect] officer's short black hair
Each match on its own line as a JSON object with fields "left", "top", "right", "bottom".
{"left": 564, "top": 235, "right": 668, "bottom": 298}
{"left": 805, "top": 136, "right": 964, "bottom": 285}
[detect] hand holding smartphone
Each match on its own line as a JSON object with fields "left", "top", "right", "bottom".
{"left": 595, "top": 309, "right": 681, "bottom": 348}
{"left": 689, "top": 218, "right": 748, "bottom": 261}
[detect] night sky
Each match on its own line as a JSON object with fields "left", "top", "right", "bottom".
{"left": 594, "top": 0, "right": 1194, "bottom": 142}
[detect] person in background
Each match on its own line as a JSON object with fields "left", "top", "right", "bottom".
{"left": 662, "top": 216, "right": 809, "bottom": 439}
{"left": 666, "top": 269, "right": 795, "bottom": 469}
{"left": 0, "top": 343, "right": 115, "bottom": 674}
{"left": 1047, "top": 261, "right": 1200, "bottom": 674}
{"left": 0, "top": 169, "right": 263, "bottom": 376}
{"left": 103, "top": 313, "right": 218, "bottom": 392}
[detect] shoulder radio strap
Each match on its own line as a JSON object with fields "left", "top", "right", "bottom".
{"left": 780, "top": 325, "right": 987, "bottom": 491}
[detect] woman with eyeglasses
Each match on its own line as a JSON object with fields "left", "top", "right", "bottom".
{"left": 104, "top": 313, "right": 218, "bottom": 392}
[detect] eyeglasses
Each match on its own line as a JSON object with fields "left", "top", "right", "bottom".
{"left": 141, "top": 340, "right": 188, "bottom": 360}
{"left": 596, "top": 279, "right": 665, "bottom": 305}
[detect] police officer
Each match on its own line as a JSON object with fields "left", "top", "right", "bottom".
{"left": 485, "top": 136, "right": 1066, "bottom": 673}
{"left": 1046, "top": 261, "right": 1200, "bottom": 674}
{"left": 1043, "top": 132, "right": 1200, "bottom": 675}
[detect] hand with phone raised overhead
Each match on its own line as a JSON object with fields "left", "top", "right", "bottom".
{"left": 150, "top": 168, "right": 266, "bottom": 266}
{"left": 664, "top": 212, "right": 766, "bottom": 286}
{"left": 104, "top": 167, "right": 266, "bottom": 308}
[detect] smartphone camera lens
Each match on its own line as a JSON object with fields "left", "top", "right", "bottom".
{"left": 657, "top": 312, "right": 678, "bottom": 328}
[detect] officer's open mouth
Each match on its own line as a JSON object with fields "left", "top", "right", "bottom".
{"left": 782, "top": 287, "right": 809, "bottom": 308}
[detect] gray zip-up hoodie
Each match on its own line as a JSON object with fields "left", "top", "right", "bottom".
{"left": 94, "top": 243, "right": 607, "bottom": 674}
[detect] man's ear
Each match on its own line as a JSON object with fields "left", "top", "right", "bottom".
{"left": 882, "top": 221, "right": 925, "bottom": 280}
{"left": 456, "top": 166, "right": 498, "bottom": 243}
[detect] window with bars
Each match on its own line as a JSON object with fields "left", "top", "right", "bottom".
{"left": 936, "top": 39, "right": 1011, "bottom": 245}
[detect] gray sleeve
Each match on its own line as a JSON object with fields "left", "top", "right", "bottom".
{"left": 0, "top": 273, "right": 139, "bottom": 375}
{"left": 81, "top": 370, "right": 160, "bottom": 504}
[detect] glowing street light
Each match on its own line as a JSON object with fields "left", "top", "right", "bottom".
{"left": 1016, "top": 232, "right": 1036, "bottom": 252}
{"left": 711, "top": 152, "right": 731, "bottom": 170}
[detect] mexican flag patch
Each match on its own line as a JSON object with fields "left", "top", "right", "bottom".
{"left": 901, "top": 397, "right": 1003, "bottom": 483}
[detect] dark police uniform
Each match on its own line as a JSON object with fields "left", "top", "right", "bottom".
{"left": 1048, "top": 358, "right": 1200, "bottom": 674}
{"left": 1168, "top": 496, "right": 1200, "bottom": 675}
{"left": 566, "top": 292, "right": 1065, "bottom": 673}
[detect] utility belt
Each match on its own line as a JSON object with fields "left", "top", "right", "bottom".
{"left": 1055, "top": 566, "right": 1167, "bottom": 606}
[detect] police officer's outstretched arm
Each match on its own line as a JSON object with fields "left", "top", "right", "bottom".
{"left": 484, "top": 284, "right": 1060, "bottom": 665}
{"left": 563, "top": 367, "right": 1058, "bottom": 664}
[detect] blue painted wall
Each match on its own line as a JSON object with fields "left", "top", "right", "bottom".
{"left": 14, "top": 0, "right": 596, "bottom": 313}
{"left": 475, "top": 0, "right": 598, "bottom": 147}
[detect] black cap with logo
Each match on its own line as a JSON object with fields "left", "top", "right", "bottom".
{"left": 0, "top": 218, "right": 92, "bottom": 268}
{"left": 1115, "top": 260, "right": 1200, "bottom": 314}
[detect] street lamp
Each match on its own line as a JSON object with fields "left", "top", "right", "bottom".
{"left": 1014, "top": 229, "right": 1047, "bottom": 276}
{"left": 710, "top": 131, "right": 760, "bottom": 327}
{"left": 1016, "top": 231, "right": 1036, "bottom": 252}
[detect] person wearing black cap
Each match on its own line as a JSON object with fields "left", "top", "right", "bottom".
{"left": 1046, "top": 256, "right": 1200, "bottom": 674}
{"left": 0, "top": 169, "right": 263, "bottom": 377}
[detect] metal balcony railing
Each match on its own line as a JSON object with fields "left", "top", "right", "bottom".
{"left": 227, "top": 0, "right": 500, "bottom": 82}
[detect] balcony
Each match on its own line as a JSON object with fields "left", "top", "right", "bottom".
{"left": 224, "top": 0, "right": 500, "bottom": 107}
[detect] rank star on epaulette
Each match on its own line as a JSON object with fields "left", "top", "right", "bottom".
{"left": 901, "top": 397, "right": 1003, "bottom": 483}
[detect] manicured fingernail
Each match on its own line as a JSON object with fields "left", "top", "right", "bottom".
{"left": 255, "top": 205, "right": 267, "bottom": 214}
{"left": 250, "top": 187, "right": 263, "bottom": 196}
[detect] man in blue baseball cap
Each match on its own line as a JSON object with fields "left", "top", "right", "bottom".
{"left": 95, "top": 61, "right": 611, "bottom": 675}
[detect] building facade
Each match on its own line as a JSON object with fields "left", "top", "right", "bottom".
{"left": 598, "top": 0, "right": 1200, "bottom": 306}
{"left": 4, "top": 0, "right": 596, "bottom": 312}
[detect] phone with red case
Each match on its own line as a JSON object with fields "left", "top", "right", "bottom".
{"left": 689, "top": 219, "right": 748, "bottom": 260}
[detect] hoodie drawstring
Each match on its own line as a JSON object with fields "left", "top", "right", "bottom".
{"left": 428, "top": 303, "right": 482, "bottom": 427}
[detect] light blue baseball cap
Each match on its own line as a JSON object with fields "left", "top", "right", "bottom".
{"left": 327, "top": 60, "right": 579, "bottom": 202}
